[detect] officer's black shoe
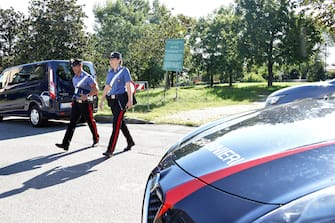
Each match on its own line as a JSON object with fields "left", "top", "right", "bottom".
{"left": 92, "top": 139, "right": 99, "bottom": 147}
{"left": 102, "top": 151, "right": 113, "bottom": 158}
{"left": 92, "top": 135, "right": 100, "bottom": 147}
{"left": 55, "top": 143, "right": 69, "bottom": 151}
{"left": 123, "top": 141, "right": 135, "bottom": 152}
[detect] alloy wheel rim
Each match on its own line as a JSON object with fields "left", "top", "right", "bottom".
{"left": 30, "top": 109, "right": 39, "bottom": 125}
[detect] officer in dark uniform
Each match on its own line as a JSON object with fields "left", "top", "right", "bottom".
{"left": 55, "top": 59, "right": 99, "bottom": 151}
{"left": 99, "top": 52, "right": 135, "bottom": 157}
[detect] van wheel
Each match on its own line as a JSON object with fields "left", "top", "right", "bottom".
{"left": 29, "top": 105, "right": 45, "bottom": 127}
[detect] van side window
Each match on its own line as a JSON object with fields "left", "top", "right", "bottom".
{"left": 56, "top": 63, "right": 73, "bottom": 81}
{"left": 30, "top": 64, "right": 46, "bottom": 81}
{"left": 7, "top": 66, "right": 23, "bottom": 85}
{"left": 0, "top": 70, "right": 10, "bottom": 88}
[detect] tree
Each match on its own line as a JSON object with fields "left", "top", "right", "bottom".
{"left": 94, "top": 0, "right": 150, "bottom": 59}
{"left": 213, "top": 7, "right": 244, "bottom": 86}
{"left": 0, "top": 8, "right": 25, "bottom": 69}
{"left": 237, "top": 0, "right": 292, "bottom": 87}
{"left": 300, "top": 0, "right": 335, "bottom": 34}
{"left": 236, "top": 0, "right": 321, "bottom": 86}
{"left": 189, "top": 7, "right": 243, "bottom": 87}
{"left": 281, "top": 15, "right": 321, "bottom": 63}
{"left": 16, "top": 0, "right": 88, "bottom": 63}
{"left": 94, "top": 0, "right": 189, "bottom": 88}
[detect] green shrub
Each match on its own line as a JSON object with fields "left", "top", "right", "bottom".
{"left": 241, "top": 72, "right": 266, "bottom": 82}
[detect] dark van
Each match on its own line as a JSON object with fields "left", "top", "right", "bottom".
{"left": 0, "top": 60, "right": 98, "bottom": 127}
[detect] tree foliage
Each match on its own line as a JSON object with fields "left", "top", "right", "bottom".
{"left": 236, "top": 0, "right": 321, "bottom": 86}
{"left": 189, "top": 7, "right": 244, "bottom": 87}
{"left": 0, "top": 0, "right": 330, "bottom": 87}
{"left": 0, "top": 8, "right": 25, "bottom": 68}
{"left": 300, "top": 0, "right": 335, "bottom": 35}
{"left": 16, "top": 0, "right": 88, "bottom": 63}
{"left": 94, "top": 0, "right": 192, "bottom": 87}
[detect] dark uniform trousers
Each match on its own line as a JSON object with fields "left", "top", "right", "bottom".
{"left": 62, "top": 101, "right": 99, "bottom": 146}
{"left": 107, "top": 93, "right": 134, "bottom": 153}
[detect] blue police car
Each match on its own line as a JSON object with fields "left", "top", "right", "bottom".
{"left": 265, "top": 79, "right": 335, "bottom": 106}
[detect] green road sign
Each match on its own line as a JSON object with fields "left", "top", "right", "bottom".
{"left": 163, "top": 39, "right": 185, "bottom": 72}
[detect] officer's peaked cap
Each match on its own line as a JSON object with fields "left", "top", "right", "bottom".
{"left": 70, "top": 58, "right": 83, "bottom": 67}
{"left": 110, "top": 52, "right": 122, "bottom": 60}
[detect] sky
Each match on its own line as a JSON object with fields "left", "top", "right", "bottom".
{"left": 0, "top": 0, "right": 234, "bottom": 33}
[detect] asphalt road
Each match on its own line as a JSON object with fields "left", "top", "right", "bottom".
{"left": 0, "top": 117, "right": 195, "bottom": 223}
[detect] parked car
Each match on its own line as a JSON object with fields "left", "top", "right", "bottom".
{"left": 142, "top": 97, "right": 335, "bottom": 223}
{"left": 265, "top": 79, "right": 335, "bottom": 106}
{"left": 0, "top": 60, "right": 98, "bottom": 127}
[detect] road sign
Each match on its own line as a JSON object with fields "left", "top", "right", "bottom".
{"left": 163, "top": 39, "right": 185, "bottom": 72}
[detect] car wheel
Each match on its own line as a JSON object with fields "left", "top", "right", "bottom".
{"left": 29, "top": 105, "right": 46, "bottom": 127}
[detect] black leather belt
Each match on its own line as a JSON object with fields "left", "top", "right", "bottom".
{"left": 108, "top": 93, "right": 126, "bottom": 99}
{"left": 74, "top": 99, "right": 87, "bottom": 103}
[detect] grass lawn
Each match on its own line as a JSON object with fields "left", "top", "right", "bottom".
{"left": 96, "top": 82, "right": 304, "bottom": 125}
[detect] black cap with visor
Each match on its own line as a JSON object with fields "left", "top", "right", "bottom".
{"left": 70, "top": 58, "right": 83, "bottom": 67}
{"left": 110, "top": 52, "right": 122, "bottom": 60}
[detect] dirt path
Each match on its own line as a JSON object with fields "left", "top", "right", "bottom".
{"left": 165, "top": 102, "right": 264, "bottom": 125}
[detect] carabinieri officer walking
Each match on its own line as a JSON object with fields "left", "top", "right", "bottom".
{"left": 56, "top": 59, "right": 100, "bottom": 151}
{"left": 99, "top": 52, "right": 135, "bottom": 158}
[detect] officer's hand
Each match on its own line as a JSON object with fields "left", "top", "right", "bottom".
{"left": 80, "top": 94, "right": 88, "bottom": 101}
{"left": 126, "top": 101, "right": 132, "bottom": 110}
{"left": 99, "top": 101, "right": 104, "bottom": 110}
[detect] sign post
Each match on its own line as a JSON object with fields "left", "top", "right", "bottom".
{"left": 163, "top": 39, "right": 185, "bottom": 100}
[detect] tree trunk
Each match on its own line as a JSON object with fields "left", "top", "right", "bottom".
{"left": 267, "top": 61, "right": 273, "bottom": 87}
{"left": 208, "top": 66, "right": 213, "bottom": 87}
{"left": 267, "top": 39, "right": 274, "bottom": 87}
{"left": 229, "top": 70, "right": 233, "bottom": 87}
{"left": 170, "top": 72, "right": 174, "bottom": 87}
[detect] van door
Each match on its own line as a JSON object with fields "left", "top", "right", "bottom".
{"left": 52, "top": 61, "right": 74, "bottom": 111}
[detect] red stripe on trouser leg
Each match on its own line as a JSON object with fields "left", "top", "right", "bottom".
{"left": 108, "top": 110, "right": 125, "bottom": 153}
{"left": 88, "top": 103, "right": 98, "bottom": 139}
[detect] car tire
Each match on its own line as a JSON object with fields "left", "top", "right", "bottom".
{"left": 29, "top": 105, "right": 46, "bottom": 127}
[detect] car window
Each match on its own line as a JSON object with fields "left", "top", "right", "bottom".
{"left": 29, "top": 64, "right": 46, "bottom": 81}
{"left": 83, "top": 62, "right": 97, "bottom": 81}
{"left": 56, "top": 62, "right": 73, "bottom": 81}
{"left": 83, "top": 64, "right": 92, "bottom": 75}
{"left": 0, "top": 70, "right": 9, "bottom": 88}
{"left": 7, "top": 66, "right": 23, "bottom": 85}
{"left": 10, "top": 64, "right": 46, "bottom": 84}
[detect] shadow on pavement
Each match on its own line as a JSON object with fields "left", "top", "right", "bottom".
{"left": 0, "top": 146, "right": 92, "bottom": 176}
{"left": 0, "top": 155, "right": 106, "bottom": 199}
{"left": 0, "top": 117, "right": 87, "bottom": 140}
